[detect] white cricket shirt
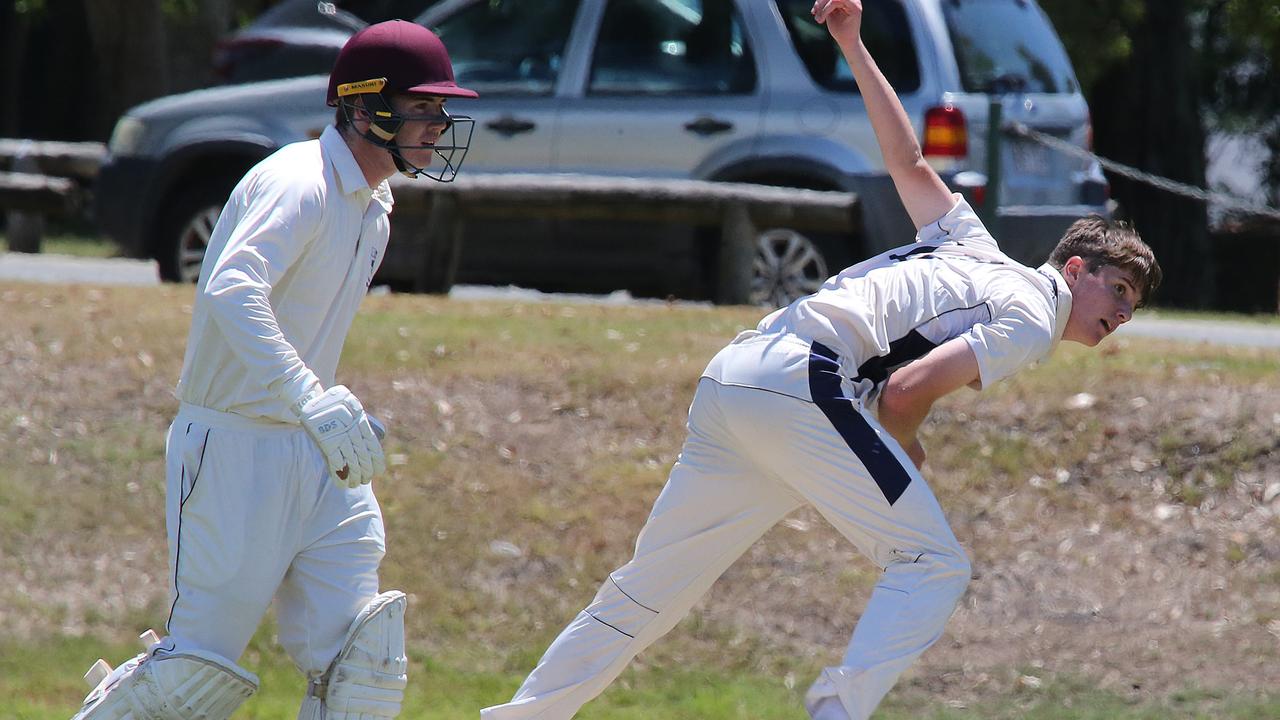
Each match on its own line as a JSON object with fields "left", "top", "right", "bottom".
{"left": 756, "top": 195, "right": 1072, "bottom": 403}
{"left": 175, "top": 125, "right": 393, "bottom": 423}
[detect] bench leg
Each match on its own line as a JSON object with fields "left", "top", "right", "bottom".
{"left": 416, "top": 192, "right": 462, "bottom": 294}
{"left": 715, "top": 202, "right": 755, "bottom": 306}
{"left": 5, "top": 209, "right": 43, "bottom": 253}
{"left": 6, "top": 154, "right": 44, "bottom": 253}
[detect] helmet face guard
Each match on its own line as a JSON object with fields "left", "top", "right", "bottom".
{"left": 337, "top": 77, "right": 475, "bottom": 182}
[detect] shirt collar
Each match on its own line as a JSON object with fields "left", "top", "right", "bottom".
{"left": 1037, "top": 263, "right": 1073, "bottom": 350}
{"left": 320, "top": 125, "right": 394, "bottom": 213}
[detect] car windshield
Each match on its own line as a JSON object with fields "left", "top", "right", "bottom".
{"left": 943, "top": 0, "right": 1077, "bottom": 94}
{"left": 431, "top": 0, "right": 580, "bottom": 95}
{"left": 774, "top": 0, "right": 919, "bottom": 94}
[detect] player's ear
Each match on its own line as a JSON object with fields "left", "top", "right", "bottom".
{"left": 348, "top": 96, "right": 372, "bottom": 127}
{"left": 1062, "top": 256, "right": 1085, "bottom": 286}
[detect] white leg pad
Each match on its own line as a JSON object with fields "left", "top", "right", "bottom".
{"left": 298, "top": 590, "right": 409, "bottom": 720}
{"left": 72, "top": 648, "right": 258, "bottom": 720}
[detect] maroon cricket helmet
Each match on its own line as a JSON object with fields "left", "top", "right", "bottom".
{"left": 326, "top": 20, "right": 477, "bottom": 106}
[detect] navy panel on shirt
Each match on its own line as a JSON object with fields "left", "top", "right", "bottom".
{"left": 852, "top": 329, "right": 939, "bottom": 387}
{"left": 808, "top": 342, "right": 913, "bottom": 506}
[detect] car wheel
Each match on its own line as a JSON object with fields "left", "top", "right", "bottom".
{"left": 749, "top": 227, "right": 829, "bottom": 307}
{"left": 156, "top": 182, "right": 231, "bottom": 283}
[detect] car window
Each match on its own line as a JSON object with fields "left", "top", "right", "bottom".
{"left": 242, "top": 1, "right": 439, "bottom": 31}
{"left": 774, "top": 0, "right": 920, "bottom": 94}
{"left": 588, "top": 0, "right": 757, "bottom": 95}
{"left": 430, "top": 0, "right": 580, "bottom": 95}
{"left": 943, "top": 0, "right": 1078, "bottom": 94}
{"left": 336, "top": 0, "right": 440, "bottom": 24}
{"left": 223, "top": 45, "right": 346, "bottom": 84}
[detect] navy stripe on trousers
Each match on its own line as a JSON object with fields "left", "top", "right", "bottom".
{"left": 808, "top": 341, "right": 912, "bottom": 506}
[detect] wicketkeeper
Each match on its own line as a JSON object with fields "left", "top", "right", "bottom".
{"left": 71, "top": 20, "right": 476, "bottom": 720}
{"left": 482, "top": 1, "right": 1161, "bottom": 718}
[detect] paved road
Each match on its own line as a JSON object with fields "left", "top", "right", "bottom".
{"left": 0, "top": 251, "right": 160, "bottom": 286}
{"left": 1113, "top": 316, "right": 1280, "bottom": 349}
{"left": 3, "top": 252, "right": 1278, "bottom": 349}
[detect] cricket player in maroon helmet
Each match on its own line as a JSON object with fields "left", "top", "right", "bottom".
{"left": 70, "top": 21, "right": 475, "bottom": 720}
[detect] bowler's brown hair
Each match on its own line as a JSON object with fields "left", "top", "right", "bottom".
{"left": 1048, "top": 216, "right": 1162, "bottom": 307}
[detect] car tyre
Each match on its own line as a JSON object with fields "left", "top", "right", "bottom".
{"left": 748, "top": 227, "right": 831, "bottom": 308}
{"left": 155, "top": 181, "right": 234, "bottom": 283}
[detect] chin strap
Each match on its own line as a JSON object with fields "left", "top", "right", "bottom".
{"left": 385, "top": 141, "right": 427, "bottom": 179}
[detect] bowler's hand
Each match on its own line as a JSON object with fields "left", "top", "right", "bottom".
{"left": 812, "top": 0, "right": 863, "bottom": 48}
{"left": 296, "top": 385, "right": 387, "bottom": 488}
{"left": 905, "top": 436, "right": 926, "bottom": 471}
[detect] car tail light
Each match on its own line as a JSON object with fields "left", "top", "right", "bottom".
{"left": 923, "top": 104, "right": 968, "bottom": 159}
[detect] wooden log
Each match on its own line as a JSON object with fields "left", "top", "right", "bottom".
{"left": 0, "top": 171, "right": 81, "bottom": 215}
{"left": 385, "top": 173, "right": 859, "bottom": 303}
{"left": 391, "top": 174, "right": 858, "bottom": 233}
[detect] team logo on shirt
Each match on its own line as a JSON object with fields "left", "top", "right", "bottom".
{"left": 367, "top": 247, "right": 379, "bottom": 288}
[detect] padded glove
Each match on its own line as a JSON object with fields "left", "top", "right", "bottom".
{"left": 295, "top": 385, "right": 386, "bottom": 488}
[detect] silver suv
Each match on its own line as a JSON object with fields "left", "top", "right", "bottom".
{"left": 98, "top": 0, "right": 1104, "bottom": 304}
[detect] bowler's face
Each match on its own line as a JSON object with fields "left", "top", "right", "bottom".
{"left": 1062, "top": 259, "right": 1140, "bottom": 346}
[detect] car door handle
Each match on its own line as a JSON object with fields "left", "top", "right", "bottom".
{"left": 485, "top": 116, "right": 537, "bottom": 136}
{"left": 683, "top": 116, "right": 734, "bottom": 136}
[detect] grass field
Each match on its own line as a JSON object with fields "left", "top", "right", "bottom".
{"left": 0, "top": 233, "right": 120, "bottom": 258}
{"left": 1, "top": 282, "right": 1277, "bottom": 718}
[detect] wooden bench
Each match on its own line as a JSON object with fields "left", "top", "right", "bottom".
{"left": 0, "top": 139, "right": 108, "bottom": 252}
{"left": 391, "top": 173, "right": 859, "bottom": 304}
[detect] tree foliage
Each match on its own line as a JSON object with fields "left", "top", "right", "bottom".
{"left": 1199, "top": 0, "right": 1280, "bottom": 121}
{"left": 1040, "top": 0, "right": 1279, "bottom": 307}
{"left": 1197, "top": 0, "right": 1280, "bottom": 194}
{"left": 1043, "top": 0, "right": 1280, "bottom": 192}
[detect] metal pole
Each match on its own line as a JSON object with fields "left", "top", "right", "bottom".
{"left": 982, "top": 96, "right": 1003, "bottom": 232}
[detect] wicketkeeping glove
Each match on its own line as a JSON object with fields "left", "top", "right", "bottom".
{"left": 296, "top": 385, "right": 386, "bottom": 488}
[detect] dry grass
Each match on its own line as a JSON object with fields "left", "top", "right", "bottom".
{"left": 2, "top": 282, "right": 1278, "bottom": 714}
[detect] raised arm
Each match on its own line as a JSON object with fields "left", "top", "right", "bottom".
{"left": 813, "top": 0, "right": 954, "bottom": 230}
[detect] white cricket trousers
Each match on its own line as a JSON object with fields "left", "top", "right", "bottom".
{"left": 161, "top": 402, "right": 386, "bottom": 675}
{"left": 482, "top": 333, "right": 971, "bottom": 720}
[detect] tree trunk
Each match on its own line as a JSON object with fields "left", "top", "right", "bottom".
{"left": 164, "top": 0, "right": 235, "bottom": 94}
{"left": 0, "top": 3, "right": 29, "bottom": 137}
{"left": 82, "top": 0, "right": 172, "bottom": 140}
{"left": 1091, "top": 0, "right": 1213, "bottom": 308}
